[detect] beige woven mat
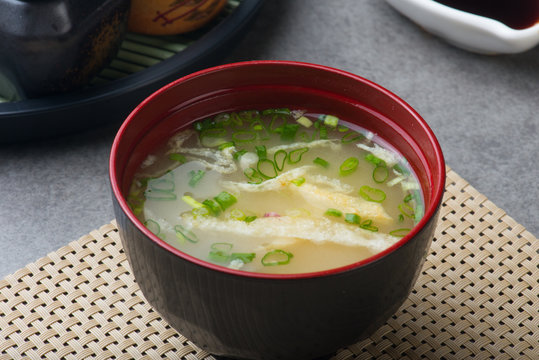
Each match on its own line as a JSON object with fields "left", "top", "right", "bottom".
{"left": 1, "top": 168, "right": 537, "bottom": 360}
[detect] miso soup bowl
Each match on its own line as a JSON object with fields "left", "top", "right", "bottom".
{"left": 110, "top": 61, "right": 445, "bottom": 360}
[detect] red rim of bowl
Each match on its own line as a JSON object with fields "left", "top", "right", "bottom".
{"left": 110, "top": 60, "right": 446, "bottom": 280}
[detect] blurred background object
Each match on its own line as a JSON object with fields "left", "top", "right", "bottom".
{"left": 128, "top": 0, "right": 228, "bottom": 35}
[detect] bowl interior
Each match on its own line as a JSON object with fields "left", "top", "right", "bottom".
{"left": 110, "top": 60, "right": 445, "bottom": 276}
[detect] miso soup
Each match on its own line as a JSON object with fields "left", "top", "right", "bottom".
{"left": 128, "top": 108, "right": 424, "bottom": 274}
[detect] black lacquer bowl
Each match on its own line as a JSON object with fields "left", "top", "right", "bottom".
{"left": 109, "top": 61, "right": 446, "bottom": 360}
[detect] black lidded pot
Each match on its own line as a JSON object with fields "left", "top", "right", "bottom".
{"left": 0, "top": 0, "right": 130, "bottom": 100}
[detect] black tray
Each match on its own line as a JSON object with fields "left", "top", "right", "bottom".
{"left": 0, "top": 0, "right": 264, "bottom": 144}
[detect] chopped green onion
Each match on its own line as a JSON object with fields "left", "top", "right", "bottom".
{"left": 233, "top": 149, "right": 248, "bottom": 160}
{"left": 182, "top": 195, "right": 204, "bottom": 208}
{"left": 318, "top": 125, "right": 328, "bottom": 139}
{"left": 339, "top": 157, "right": 359, "bottom": 176}
{"left": 218, "top": 141, "right": 235, "bottom": 150}
{"left": 269, "top": 115, "right": 288, "bottom": 132}
{"left": 274, "top": 150, "right": 287, "bottom": 171}
{"left": 262, "top": 108, "right": 290, "bottom": 116}
{"left": 296, "top": 116, "right": 313, "bottom": 128}
{"left": 365, "top": 154, "right": 386, "bottom": 167}
{"left": 359, "top": 186, "right": 386, "bottom": 203}
{"left": 280, "top": 124, "right": 299, "bottom": 141}
{"left": 191, "top": 206, "right": 211, "bottom": 218}
{"left": 188, "top": 170, "right": 205, "bottom": 187}
{"left": 372, "top": 165, "right": 389, "bottom": 183}
{"left": 147, "top": 176, "right": 175, "bottom": 192}
{"left": 202, "top": 199, "right": 221, "bottom": 216}
{"left": 229, "top": 112, "right": 243, "bottom": 127}
{"left": 389, "top": 228, "right": 411, "bottom": 237}
{"left": 341, "top": 132, "right": 364, "bottom": 144}
{"left": 313, "top": 157, "right": 330, "bottom": 168}
{"left": 299, "top": 131, "right": 315, "bottom": 142}
{"left": 398, "top": 203, "right": 415, "bottom": 218}
{"left": 398, "top": 214, "right": 405, "bottom": 223}
{"left": 214, "top": 191, "right": 237, "bottom": 211}
{"left": 325, "top": 208, "right": 342, "bottom": 217}
{"left": 211, "top": 242, "right": 233, "bottom": 253}
{"left": 230, "top": 209, "right": 246, "bottom": 221}
{"left": 261, "top": 249, "right": 294, "bottom": 266}
{"left": 360, "top": 220, "right": 378, "bottom": 232}
{"left": 403, "top": 193, "right": 413, "bottom": 203}
{"left": 209, "top": 250, "right": 229, "bottom": 262}
{"left": 144, "top": 189, "right": 177, "bottom": 201}
{"left": 255, "top": 145, "right": 267, "bottom": 160}
{"left": 257, "top": 159, "right": 278, "bottom": 179}
{"left": 232, "top": 130, "right": 257, "bottom": 142}
{"left": 168, "top": 153, "right": 187, "bottom": 163}
{"left": 251, "top": 120, "right": 265, "bottom": 131}
{"left": 244, "top": 215, "right": 257, "bottom": 223}
{"left": 344, "top": 213, "right": 360, "bottom": 224}
{"left": 244, "top": 167, "right": 263, "bottom": 184}
{"left": 291, "top": 177, "right": 305, "bottom": 186}
{"left": 288, "top": 147, "right": 308, "bottom": 164}
{"left": 144, "top": 219, "right": 160, "bottom": 236}
{"left": 193, "top": 117, "right": 217, "bottom": 132}
{"left": 230, "top": 253, "right": 256, "bottom": 263}
{"left": 337, "top": 125, "right": 348, "bottom": 132}
{"left": 323, "top": 114, "right": 339, "bottom": 128}
{"left": 175, "top": 224, "right": 199, "bottom": 243}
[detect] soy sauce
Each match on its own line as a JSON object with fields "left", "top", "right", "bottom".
{"left": 434, "top": 0, "right": 539, "bottom": 29}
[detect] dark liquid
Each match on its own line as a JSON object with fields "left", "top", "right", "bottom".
{"left": 434, "top": 0, "right": 539, "bottom": 29}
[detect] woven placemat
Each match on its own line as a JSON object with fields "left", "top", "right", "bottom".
{"left": 1, "top": 168, "right": 537, "bottom": 360}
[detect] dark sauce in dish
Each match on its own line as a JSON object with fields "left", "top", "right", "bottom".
{"left": 434, "top": 0, "right": 539, "bottom": 30}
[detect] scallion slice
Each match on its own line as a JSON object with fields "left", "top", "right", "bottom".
{"left": 325, "top": 208, "right": 342, "bottom": 217}
{"left": 389, "top": 228, "right": 411, "bottom": 237}
{"left": 274, "top": 150, "right": 287, "bottom": 171}
{"left": 255, "top": 145, "right": 267, "bottom": 160}
{"left": 313, "top": 157, "right": 330, "bottom": 168}
{"left": 168, "top": 153, "right": 187, "bottom": 163}
{"left": 344, "top": 213, "right": 360, "bottom": 224}
{"left": 323, "top": 115, "right": 339, "bottom": 128}
{"left": 202, "top": 199, "right": 221, "bottom": 216}
{"left": 188, "top": 170, "right": 205, "bottom": 187}
{"left": 339, "top": 157, "right": 359, "bottom": 176}
{"left": 341, "top": 132, "right": 364, "bottom": 144}
{"left": 257, "top": 159, "right": 278, "bottom": 179}
{"left": 262, "top": 108, "right": 290, "bottom": 116}
{"left": 230, "top": 253, "right": 256, "bottom": 263}
{"left": 359, "top": 186, "right": 386, "bottom": 203}
{"left": 244, "top": 167, "right": 263, "bottom": 184}
{"left": 244, "top": 215, "right": 257, "bottom": 223}
{"left": 296, "top": 116, "right": 313, "bottom": 128}
{"left": 365, "top": 154, "right": 386, "bottom": 167}
{"left": 230, "top": 209, "right": 246, "bottom": 221}
{"left": 291, "top": 177, "right": 305, "bottom": 186}
{"left": 359, "top": 219, "right": 378, "bottom": 232}
{"left": 261, "top": 249, "right": 294, "bottom": 266}
{"left": 399, "top": 203, "right": 415, "bottom": 218}
{"left": 191, "top": 206, "right": 211, "bottom": 218}
{"left": 403, "top": 193, "right": 413, "bottom": 203}
{"left": 288, "top": 147, "right": 308, "bottom": 164}
{"left": 233, "top": 149, "right": 248, "bottom": 160}
{"left": 182, "top": 195, "right": 204, "bottom": 208}
{"left": 214, "top": 191, "right": 237, "bottom": 211}
{"left": 144, "top": 189, "right": 177, "bottom": 201}
{"left": 232, "top": 130, "right": 257, "bottom": 143}
{"left": 218, "top": 141, "right": 235, "bottom": 151}
{"left": 280, "top": 124, "right": 299, "bottom": 141}
{"left": 175, "top": 224, "right": 199, "bottom": 243}
{"left": 144, "top": 219, "right": 160, "bottom": 236}
{"left": 200, "top": 128, "right": 227, "bottom": 147}
{"left": 372, "top": 165, "right": 389, "bottom": 183}
{"left": 393, "top": 163, "right": 409, "bottom": 175}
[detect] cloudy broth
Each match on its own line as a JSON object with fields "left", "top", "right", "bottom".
{"left": 128, "top": 109, "right": 423, "bottom": 274}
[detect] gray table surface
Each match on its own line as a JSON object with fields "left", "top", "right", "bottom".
{"left": 1, "top": 0, "right": 537, "bottom": 278}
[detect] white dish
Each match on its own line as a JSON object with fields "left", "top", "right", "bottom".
{"left": 385, "top": 0, "right": 539, "bottom": 54}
